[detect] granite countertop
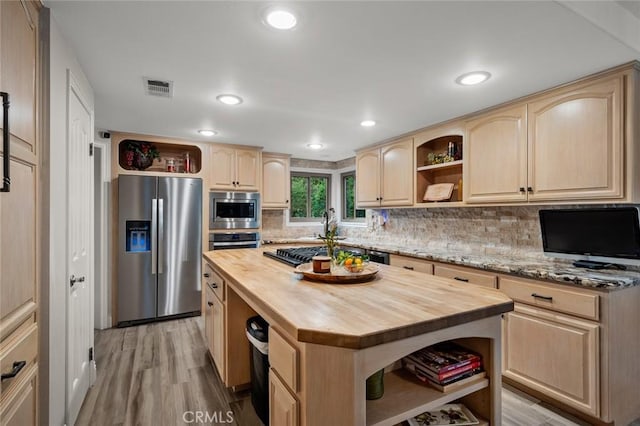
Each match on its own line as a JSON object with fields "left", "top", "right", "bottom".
{"left": 262, "top": 237, "right": 640, "bottom": 290}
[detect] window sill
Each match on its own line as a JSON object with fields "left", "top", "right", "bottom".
{"left": 339, "top": 221, "right": 367, "bottom": 228}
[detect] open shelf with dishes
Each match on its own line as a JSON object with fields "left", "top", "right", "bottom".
{"left": 415, "top": 135, "right": 463, "bottom": 205}
{"left": 118, "top": 139, "right": 202, "bottom": 174}
{"left": 365, "top": 337, "right": 492, "bottom": 426}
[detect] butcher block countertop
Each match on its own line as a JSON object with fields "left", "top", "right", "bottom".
{"left": 203, "top": 248, "right": 513, "bottom": 349}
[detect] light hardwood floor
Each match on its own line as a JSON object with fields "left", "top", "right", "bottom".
{"left": 77, "top": 317, "right": 591, "bottom": 426}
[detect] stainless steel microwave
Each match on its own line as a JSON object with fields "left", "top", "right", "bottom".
{"left": 209, "top": 191, "right": 260, "bottom": 230}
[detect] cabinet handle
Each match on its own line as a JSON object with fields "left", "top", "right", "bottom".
{"left": 210, "top": 282, "right": 218, "bottom": 289}
{"left": 203, "top": 273, "right": 210, "bottom": 278}
{"left": 519, "top": 187, "right": 525, "bottom": 193}
{"left": 1, "top": 92, "right": 10, "bottom": 193}
{"left": 527, "top": 187, "right": 533, "bottom": 193}
{"left": 286, "top": 200, "right": 289, "bottom": 203}
{"left": 376, "top": 197, "right": 379, "bottom": 201}
{"left": 207, "top": 302, "right": 213, "bottom": 307}
{"left": 403, "top": 266, "right": 414, "bottom": 270}
{"left": 531, "top": 293, "right": 553, "bottom": 301}
{"left": 1, "top": 360, "right": 26, "bottom": 381}
{"left": 454, "top": 277, "right": 469, "bottom": 282}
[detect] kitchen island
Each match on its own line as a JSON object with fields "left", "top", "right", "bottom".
{"left": 203, "top": 248, "right": 514, "bottom": 425}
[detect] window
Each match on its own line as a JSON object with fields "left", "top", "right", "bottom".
{"left": 290, "top": 172, "right": 331, "bottom": 221}
{"left": 341, "top": 171, "right": 365, "bottom": 221}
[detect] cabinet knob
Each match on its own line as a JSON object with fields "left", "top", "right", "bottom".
{"left": 519, "top": 187, "right": 525, "bottom": 193}
{"left": 203, "top": 273, "right": 210, "bottom": 278}
{"left": 207, "top": 302, "right": 213, "bottom": 307}
{"left": 286, "top": 200, "right": 289, "bottom": 203}
{"left": 527, "top": 187, "right": 533, "bottom": 193}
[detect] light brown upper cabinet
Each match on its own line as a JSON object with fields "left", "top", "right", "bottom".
{"left": 465, "top": 74, "right": 625, "bottom": 204}
{"left": 464, "top": 105, "right": 528, "bottom": 203}
{"left": 262, "top": 153, "right": 290, "bottom": 209}
{"left": 356, "top": 138, "right": 413, "bottom": 208}
{"left": 527, "top": 76, "right": 623, "bottom": 201}
{"left": 210, "top": 146, "right": 261, "bottom": 191}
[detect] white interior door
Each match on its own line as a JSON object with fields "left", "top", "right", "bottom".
{"left": 66, "top": 71, "right": 95, "bottom": 425}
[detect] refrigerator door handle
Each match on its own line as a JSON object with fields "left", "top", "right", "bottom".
{"left": 158, "top": 198, "right": 164, "bottom": 274}
{"left": 151, "top": 198, "right": 158, "bottom": 274}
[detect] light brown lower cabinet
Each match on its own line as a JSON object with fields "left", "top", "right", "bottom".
{"left": 204, "top": 284, "right": 215, "bottom": 355}
{"left": 211, "top": 295, "right": 225, "bottom": 375}
{"left": 499, "top": 275, "right": 640, "bottom": 424}
{"left": 503, "top": 303, "right": 599, "bottom": 417}
{"left": 205, "top": 283, "right": 225, "bottom": 380}
{"left": 269, "top": 369, "right": 299, "bottom": 426}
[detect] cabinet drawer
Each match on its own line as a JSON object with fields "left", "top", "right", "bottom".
{"left": 499, "top": 277, "right": 599, "bottom": 320}
{"left": 0, "top": 319, "right": 37, "bottom": 399}
{"left": 434, "top": 264, "right": 497, "bottom": 288}
{"left": 269, "top": 328, "right": 298, "bottom": 392}
{"left": 0, "top": 363, "right": 37, "bottom": 425}
{"left": 204, "top": 263, "right": 225, "bottom": 301}
{"left": 389, "top": 254, "right": 433, "bottom": 274}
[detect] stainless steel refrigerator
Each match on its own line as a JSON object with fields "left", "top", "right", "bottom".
{"left": 117, "top": 175, "right": 202, "bottom": 326}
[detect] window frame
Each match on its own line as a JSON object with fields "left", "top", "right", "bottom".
{"left": 289, "top": 171, "right": 332, "bottom": 222}
{"left": 341, "top": 171, "right": 365, "bottom": 222}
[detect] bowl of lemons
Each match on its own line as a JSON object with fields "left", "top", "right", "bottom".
{"left": 342, "top": 255, "right": 369, "bottom": 273}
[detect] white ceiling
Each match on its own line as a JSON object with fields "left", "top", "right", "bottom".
{"left": 47, "top": 1, "right": 640, "bottom": 161}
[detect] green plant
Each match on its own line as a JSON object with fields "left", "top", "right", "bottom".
{"left": 126, "top": 141, "right": 160, "bottom": 159}
{"left": 319, "top": 225, "right": 338, "bottom": 259}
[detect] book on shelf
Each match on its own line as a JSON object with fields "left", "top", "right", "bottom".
{"left": 403, "top": 361, "right": 485, "bottom": 390}
{"left": 404, "top": 342, "right": 482, "bottom": 375}
{"left": 424, "top": 370, "right": 486, "bottom": 393}
{"left": 403, "top": 356, "right": 482, "bottom": 382}
{"left": 407, "top": 403, "right": 480, "bottom": 426}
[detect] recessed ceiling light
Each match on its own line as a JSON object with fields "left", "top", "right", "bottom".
{"left": 265, "top": 9, "right": 297, "bottom": 30}
{"left": 198, "top": 130, "right": 217, "bottom": 136}
{"left": 306, "top": 143, "right": 323, "bottom": 150}
{"left": 360, "top": 120, "right": 376, "bottom": 127}
{"left": 216, "top": 94, "right": 243, "bottom": 105}
{"left": 455, "top": 71, "right": 491, "bottom": 86}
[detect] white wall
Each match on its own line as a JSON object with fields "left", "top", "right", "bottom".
{"left": 48, "top": 12, "right": 95, "bottom": 426}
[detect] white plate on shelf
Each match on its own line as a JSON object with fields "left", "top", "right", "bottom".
{"left": 407, "top": 403, "right": 479, "bottom": 426}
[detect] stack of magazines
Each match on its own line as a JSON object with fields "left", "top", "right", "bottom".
{"left": 402, "top": 342, "right": 484, "bottom": 392}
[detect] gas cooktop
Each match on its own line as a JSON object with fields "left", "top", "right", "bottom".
{"left": 263, "top": 246, "right": 360, "bottom": 267}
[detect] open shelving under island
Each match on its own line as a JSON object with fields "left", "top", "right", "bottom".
{"left": 203, "top": 248, "right": 514, "bottom": 426}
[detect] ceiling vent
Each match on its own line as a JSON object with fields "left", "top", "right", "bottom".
{"left": 143, "top": 77, "right": 173, "bottom": 98}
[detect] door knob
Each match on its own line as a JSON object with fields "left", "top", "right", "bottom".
{"left": 70, "top": 275, "right": 86, "bottom": 288}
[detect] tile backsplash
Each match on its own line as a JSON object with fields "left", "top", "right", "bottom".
{"left": 262, "top": 206, "right": 546, "bottom": 258}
